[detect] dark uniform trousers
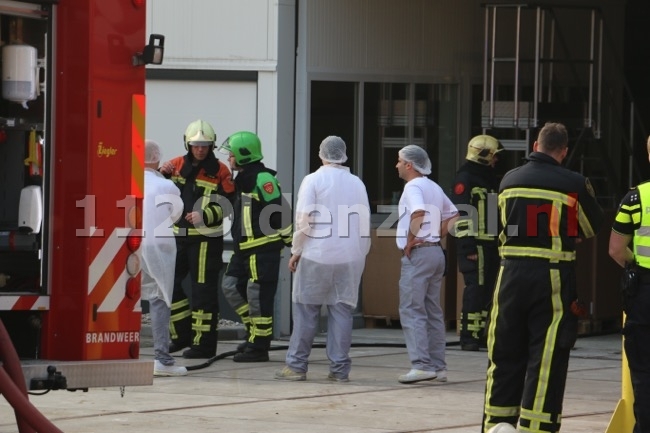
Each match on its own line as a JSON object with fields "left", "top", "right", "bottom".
{"left": 458, "top": 243, "right": 499, "bottom": 345}
{"left": 169, "top": 236, "right": 223, "bottom": 354}
{"left": 221, "top": 249, "right": 281, "bottom": 351}
{"left": 623, "top": 276, "right": 650, "bottom": 433}
{"left": 483, "top": 259, "right": 578, "bottom": 433}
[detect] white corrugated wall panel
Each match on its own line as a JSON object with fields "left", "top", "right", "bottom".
{"left": 148, "top": 0, "right": 275, "bottom": 70}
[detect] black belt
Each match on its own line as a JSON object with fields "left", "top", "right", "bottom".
{"left": 401, "top": 241, "right": 440, "bottom": 255}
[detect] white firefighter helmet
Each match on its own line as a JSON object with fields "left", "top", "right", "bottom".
{"left": 466, "top": 134, "right": 504, "bottom": 165}
{"left": 183, "top": 119, "right": 216, "bottom": 151}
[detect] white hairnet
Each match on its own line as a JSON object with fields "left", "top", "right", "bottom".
{"left": 145, "top": 139, "right": 162, "bottom": 164}
{"left": 318, "top": 136, "right": 348, "bottom": 164}
{"left": 399, "top": 144, "right": 432, "bottom": 175}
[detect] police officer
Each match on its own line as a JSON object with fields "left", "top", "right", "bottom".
{"left": 451, "top": 134, "right": 503, "bottom": 351}
{"left": 608, "top": 134, "right": 650, "bottom": 433}
{"left": 159, "top": 119, "right": 235, "bottom": 359}
{"left": 219, "top": 131, "right": 292, "bottom": 362}
{"left": 482, "top": 122, "right": 604, "bottom": 432}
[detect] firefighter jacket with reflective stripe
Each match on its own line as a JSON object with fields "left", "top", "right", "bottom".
{"left": 231, "top": 162, "right": 292, "bottom": 253}
{"left": 451, "top": 161, "right": 499, "bottom": 256}
{"left": 498, "top": 152, "right": 604, "bottom": 262}
{"left": 612, "top": 182, "right": 650, "bottom": 268}
{"left": 166, "top": 152, "right": 235, "bottom": 237}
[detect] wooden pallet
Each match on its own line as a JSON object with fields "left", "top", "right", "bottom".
{"left": 363, "top": 316, "right": 400, "bottom": 329}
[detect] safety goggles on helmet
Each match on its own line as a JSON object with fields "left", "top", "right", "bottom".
{"left": 219, "top": 131, "right": 263, "bottom": 165}
{"left": 466, "top": 134, "right": 504, "bottom": 165}
{"left": 184, "top": 119, "right": 216, "bottom": 150}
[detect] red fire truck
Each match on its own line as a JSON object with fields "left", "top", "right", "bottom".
{"left": 0, "top": 0, "right": 164, "bottom": 391}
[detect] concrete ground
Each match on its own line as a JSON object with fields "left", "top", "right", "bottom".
{"left": 0, "top": 327, "right": 624, "bottom": 433}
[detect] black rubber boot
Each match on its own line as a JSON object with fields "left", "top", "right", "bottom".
{"left": 233, "top": 348, "right": 269, "bottom": 363}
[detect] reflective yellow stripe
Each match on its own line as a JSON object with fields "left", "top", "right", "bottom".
{"left": 236, "top": 304, "right": 249, "bottom": 317}
{"left": 520, "top": 408, "right": 556, "bottom": 427}
{"left": 195, "top": 179, "right": 216, "bottom": 191}
{"left": 499, "top": 188, "right": 577, "bottom": 206}
{"left": 173, "top": 226, "right": 222, "bottom": 236}
{"left": 529, "top": 268, "right": 562, "bottom": 430}
{"left": 277, "top": 224, "right": 293, "bottom": 237}
{"left": 169, "top": 298, "right": 191, "bottom": 341}
{"left": 499, "top": 246, "right": 575, "bottom": 262}
{"left": 243, "top": 201, "right": 253, "bottom": 238}
{"left": 484, "top": 404, "right": 520, "bottom": 418}
{"left": 240, "top": 233, "right": 282, "bottom": 250}
{"left": 198, "top": 242, "right": 207, "bottom": 283}
{"left": 243, "top": 191, "right": 259, "bottom": 201}
{"left": 249, "top": 255, "right": 258, "bottom": 281}
{"left": 472, "top": 187, "right": 495, "bottom": 241}
{"left": 191, "top": 309, "right": 213, "bottom": 346}
{"left": 635, "top": 183, "right": 650, "bottom": 267}
{"left": 171, "top": 298, "right": 189, "bottom": 310}
{"left": 250, "top": 316, "right": 273, "bottom": 337}
{"left": 454, "top": 218, "right": 474, "bottom": 238}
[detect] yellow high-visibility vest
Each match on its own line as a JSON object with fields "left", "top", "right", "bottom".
{"left": 634, "top": 183, "right": 650, "bottom": 268}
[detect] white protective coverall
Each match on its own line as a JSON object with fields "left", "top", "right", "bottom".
{"left": 141, "top": 169, "right": 182, "bottom": 306}
{"left": 291, "top": 164, "right": 371, "bottom": 306}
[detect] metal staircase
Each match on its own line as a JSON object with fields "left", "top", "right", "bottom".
{"left": 480, "top": 1, "right": 645, "bottom": 208}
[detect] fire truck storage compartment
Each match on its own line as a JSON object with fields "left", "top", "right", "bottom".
{"left": 0, "top": 7, "right": 47, "bottom": 296}
{"left": 0, "top": 3, "right": 48, "bottom": 359}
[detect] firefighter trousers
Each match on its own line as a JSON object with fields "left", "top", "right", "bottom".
{"left": 483, "top": 259, "right": 578, "bottom": 433}
{"left": 169, "top": 236, "right": 223, "bottom": 355}
{"left": 458, "top": 244, "right": 499, "bottom": 345}
{"left": 222, "top": 249, "right": 281, "bottom": 351}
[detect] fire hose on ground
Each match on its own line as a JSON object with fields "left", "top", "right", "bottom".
{"left": 0, "top": 318, "right": 63, "bottom": 433}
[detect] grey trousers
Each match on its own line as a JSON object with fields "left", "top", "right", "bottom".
{"left": 149, "top": 297, "right": 176, "bottom": 365}
{"left": 398, "top": 245, "right": 446, "bottom": 372}
{"left": 285, "top": 302, "right": 354, "bottom": 377}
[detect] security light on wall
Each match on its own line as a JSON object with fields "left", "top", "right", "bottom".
{"left": 133, "top": 34, "right": 165, "bottom": 66}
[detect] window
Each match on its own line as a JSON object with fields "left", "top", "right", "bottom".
{"left": 309, "top": 81, "right": 459, "bottom": 214}
{"left": 363, "top": 83, "right": 458, "bottom": 212}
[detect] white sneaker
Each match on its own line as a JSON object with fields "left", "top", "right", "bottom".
{"left": 435, "top": 369, "right": 448, "bottom": 382}
{"left": 398, "top": 368, "right": 437, "bottom": 384}
{"left": 154, "top": 360, "right": 188, "bottom": 377}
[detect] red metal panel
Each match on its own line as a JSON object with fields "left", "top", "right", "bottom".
{"left": 45, "top": 0, "right": 146, "bottom": 361}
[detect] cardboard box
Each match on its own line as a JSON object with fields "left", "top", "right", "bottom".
{"left": 361, "top": 229, "right": 455, "bottom": 328}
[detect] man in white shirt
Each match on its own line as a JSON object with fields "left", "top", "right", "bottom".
{"left": 395, "top": 144, "right": 458, "bottom": 384}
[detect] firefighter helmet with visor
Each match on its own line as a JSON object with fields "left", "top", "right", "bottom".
{"left": 183, "top": 119, "right": 216, "bottom": 150}
{"left": 466, "top": 134, "right": 504, "bottom": 166}
{"left": 219, "top": 131, "right": 263, "bottom": 166}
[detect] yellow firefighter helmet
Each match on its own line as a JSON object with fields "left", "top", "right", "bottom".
{"left": 466, "top": 134, "right": 504, "bottom": 165}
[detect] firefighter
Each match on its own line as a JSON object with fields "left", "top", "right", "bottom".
{"left": 608, "top": 134, "right": 650, "bottom": 433}
{"left": 159, "top": 119, "right": 235, "bottom": 359}
{"left": 482, "top": 122, "right": 604, "bottom": 433}
{"left": 219, "top": 131, "right": 292, "bottom": 362}
{"left": 451, "top": 134, "right": 503, "bottom": 351}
